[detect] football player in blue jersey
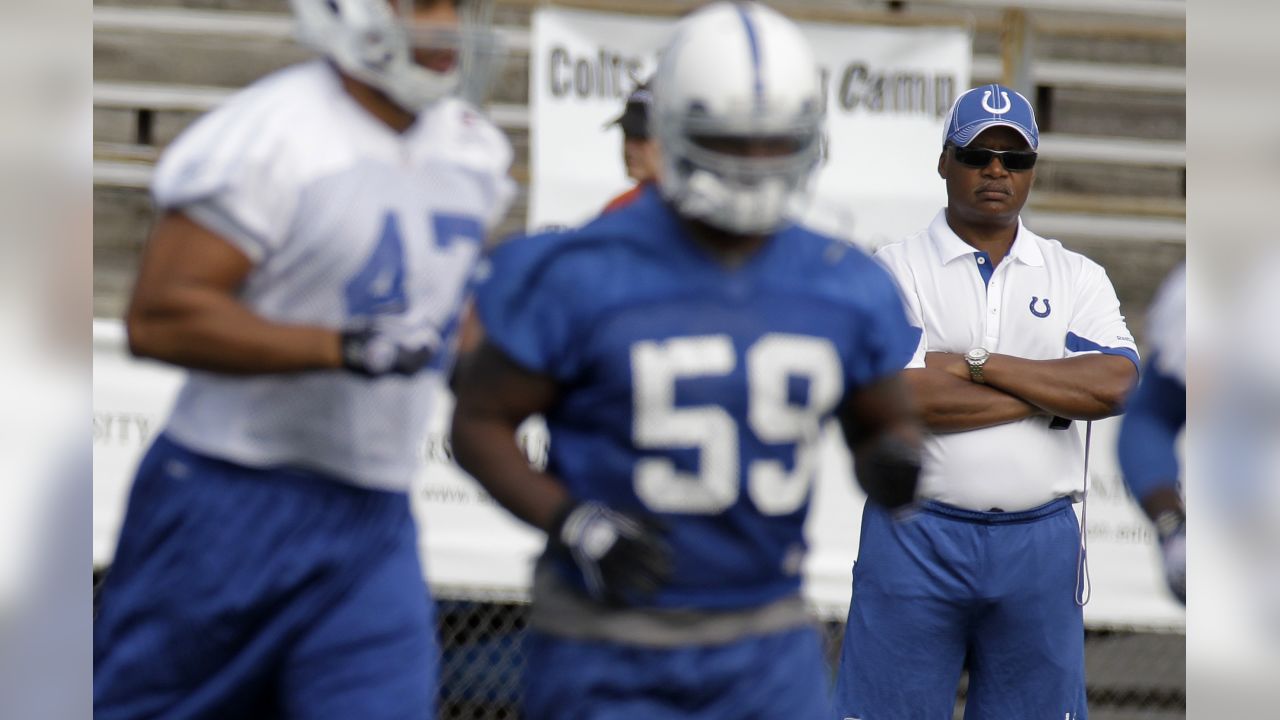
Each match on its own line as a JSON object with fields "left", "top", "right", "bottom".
{"left": 93, "top": 2, "right": 512, "bottom": 718}
{"left": 451, "top": 3, "right": 923, "bottom": 718}
{"left": 1118, "top": 264, "right": 1186, "bottom": 603}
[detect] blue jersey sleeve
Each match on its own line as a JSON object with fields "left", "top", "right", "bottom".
{"left": 846, "top": 261, "right": 922, "bottom": 388}
{"left": 475, "top": 233, "right": 588, "bottom": 380}
{"left": 1117, "top": 353, "right": 1186, "bottom": 503}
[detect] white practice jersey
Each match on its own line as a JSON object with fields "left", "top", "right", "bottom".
{"left": 152, "top": 61, "right": 515, "bottom": 491}
{"left": 877, "top": 210, "right": 1139, "bottom": 511}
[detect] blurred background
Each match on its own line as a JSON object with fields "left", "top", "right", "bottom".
{"left": 0, "top": 1, "right": 91, "bottom": 718}
{"left": 84, "top": 1, "right": 1193, "bottom": 719}
{"left": 1185, "top": 2, "right": 1280, "bottom": 719}
{"left": 91, "top": 0, "right": 1188, "bottom": 334}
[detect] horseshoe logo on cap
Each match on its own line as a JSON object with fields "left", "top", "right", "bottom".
{"left": 981, "top": 90, "right": 1012, "bottom": 115}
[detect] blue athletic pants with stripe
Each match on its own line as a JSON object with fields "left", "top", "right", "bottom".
{"left": 93, "top": 434, "right": 436, "bottom": 720}
{"left": 834, "top": 498, "right": 1087, "bottom": 720}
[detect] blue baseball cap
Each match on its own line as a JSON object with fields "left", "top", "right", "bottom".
{"left": 942, "top": 84, "right": 1039, "bottom": 150}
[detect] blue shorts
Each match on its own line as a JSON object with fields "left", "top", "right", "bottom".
{"left": 835, "top": 499, "right": 1087, "bottom": 720}
{"left": 522, "top": 626, "right": 831, "bottom": 720}
{"left": 93, "top": 434, "right": 436, "bottom": 720}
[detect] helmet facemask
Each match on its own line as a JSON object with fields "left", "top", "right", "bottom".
{"left": 658, "top": 109, "right": 824, "bottom": 235}
{"left": 292, "top": 0, "right": 504, "bottom": 114}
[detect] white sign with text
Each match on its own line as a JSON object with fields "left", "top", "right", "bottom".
{"left": 529, "top": 7, "right": 971, "bottom": 250}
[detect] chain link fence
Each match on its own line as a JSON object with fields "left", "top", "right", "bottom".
{"left": 435, "top": 589, "right": 1185, "bottom": 720}
{"left": 94, "top": 574, "right": 1184, "bottom": 718}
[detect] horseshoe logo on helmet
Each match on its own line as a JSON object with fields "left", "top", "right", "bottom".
{"left": 981, "top": 90, "right": 1012, "bottom": 115}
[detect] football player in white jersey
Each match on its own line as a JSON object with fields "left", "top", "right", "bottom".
{"left": 93, "top": 2, "right": 513, "bottom": 718}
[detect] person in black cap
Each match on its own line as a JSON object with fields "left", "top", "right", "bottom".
{"left": 602, "top": 79, "right": 659, "bottom": 213}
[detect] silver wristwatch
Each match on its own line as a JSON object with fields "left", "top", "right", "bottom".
{"left": 965, "top": 347, "right": 990, "bottom": 384}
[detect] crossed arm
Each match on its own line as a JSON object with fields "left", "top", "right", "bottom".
{"left": 908, "top": 351, "right": 1137, "bottom": 433}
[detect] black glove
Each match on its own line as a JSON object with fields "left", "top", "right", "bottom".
{"left": 549, "top": 501, "right": 672, "bottom": 606}
{"left": 855, "top": 435, "right": 921, "bottom": 511}
{"left": 340, "top": 321, "right": 437, "bottom": 378}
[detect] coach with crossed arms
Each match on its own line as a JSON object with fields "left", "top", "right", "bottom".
{"left": 833, "top": 84, "right": 1139, "bottom": 720}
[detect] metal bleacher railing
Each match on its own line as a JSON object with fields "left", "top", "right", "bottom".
{"left": 94, "top": 0, "right": 1182, "bottom": 242}
{"left": 92, "top": 2, "right": 1185, "bottom": 145}
{"left": 89, "top": 0, "right": 1188, "bottom": 393}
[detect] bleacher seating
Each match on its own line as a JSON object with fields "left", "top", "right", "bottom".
{"left": 93, "top": 0, "right": 1185, "bottom": 341}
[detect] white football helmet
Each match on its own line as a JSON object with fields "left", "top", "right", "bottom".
{"left": 651, "top": 1, "right": 825, "bottom": 235}
{"left": 290, "top": 0, "right": 502, "bottom": 114}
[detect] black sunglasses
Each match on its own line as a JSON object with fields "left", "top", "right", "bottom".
{"left": 951, "top": 145, "right": 1038, "bottom": 171}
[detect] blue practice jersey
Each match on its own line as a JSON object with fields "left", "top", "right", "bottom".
{"left": 1118, "top": 264, "right": 1186, "bottom": 504}
{"left": 477, "top": 186, "right": 918, "bottom": 609}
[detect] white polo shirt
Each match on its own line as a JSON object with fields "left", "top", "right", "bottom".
{"left": 877, "top": 209, "right": 1138, "bottom": 511}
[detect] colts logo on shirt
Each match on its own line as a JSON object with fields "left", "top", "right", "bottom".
{"left": 1029, "top": 296, "right": 1051, "bottom": 318}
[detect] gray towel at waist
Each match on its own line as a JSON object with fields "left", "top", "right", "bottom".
{"left": 529, "top": 563, "right": 815, "bottom": 648}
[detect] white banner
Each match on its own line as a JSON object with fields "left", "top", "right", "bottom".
{"left": 93, "top": 321, "right": 1182, "bottom": 629}
{"left": 529, "top": 8, "right": 970, "bottom": 250}
{"left": 92, "top": 323, "right": 184, "bottom": 569}
{"left": 91, "top": 321, "right": 545, "bottom": 595}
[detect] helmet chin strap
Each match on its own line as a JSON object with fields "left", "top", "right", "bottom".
{"left": 376, "top": 64, "right": 459, "bottom": 114}
{"left": 677, "top": 169, "right": 790, "bottom": 236}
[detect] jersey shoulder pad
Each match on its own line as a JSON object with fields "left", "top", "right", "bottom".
{"left": 417, "top": 98, "right": 515, "bottom": 230}
{"left": 784, "top": 225, "right": 898, "bottom": 308}
{"left": 477, "top": 227, "right": 616, "bottom": 377}
{"left": 151, "top": 62, "right": 351, "bottom": 216}
{"left": 486, "top": 225, "right": 614, "bottom": 298}
{"left": 420, "top": 99, "right": 513, "bottom": 180}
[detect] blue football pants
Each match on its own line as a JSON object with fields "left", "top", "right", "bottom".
{"left": 94, "top": 435, "right": 437, "bottom": 720}
{"left": 834, "top": 499, "right": 1087, "bottom": 720}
